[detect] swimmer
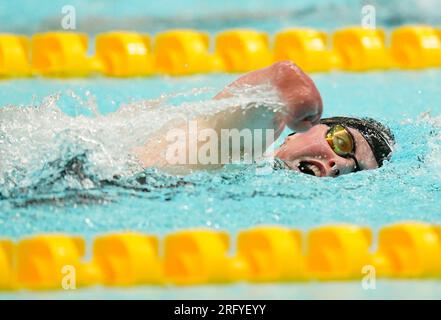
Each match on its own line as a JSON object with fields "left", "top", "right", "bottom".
{"left": 135, "top": 61, "right": 394, "bottom": 177}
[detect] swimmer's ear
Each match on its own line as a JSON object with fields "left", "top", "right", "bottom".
{"left": 0, "top": 240, "right": 14, "bottom": 264}
{"left": 17, "top": 36, "right": 29, "bottom": 54}
{"left": 433, "top": 225, "right": 441, "bottom": 243}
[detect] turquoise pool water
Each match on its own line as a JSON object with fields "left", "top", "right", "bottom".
{"left": 1, "top": 0, "right": 441, "bottom": 299}
{"left": 1, "top": 70, "right": 441, "bottom": 237}
{"left": 1, "top": 70, "right": 441, "bottom": 299}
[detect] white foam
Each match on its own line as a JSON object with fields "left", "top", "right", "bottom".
{"left": 421, "top": 112, "right": 441, "bottom": 178}
{"left": 0, "top": 84, "right": 282, "bottom": 196}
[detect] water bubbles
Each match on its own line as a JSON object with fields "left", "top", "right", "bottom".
{"left": 84, "top": 217, "right": 94, "bottom": 227}
{"left": 205, "top": 207, "right": 213, "bottom": 213}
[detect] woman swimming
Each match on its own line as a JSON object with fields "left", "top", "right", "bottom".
{"left": 134, "top": 61, "right": 394, "bottom": 177}
{"left": 0, "top": 60, "right": 396, "bottom": 205}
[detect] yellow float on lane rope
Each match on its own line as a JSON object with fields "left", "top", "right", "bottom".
{"left": 31, "top": 32, "right": 92, "bottom": 76}
{"left": 373, "top": 222, "right": 441, "bottom": 278}
{"left": 332, "top": 27, "right": 391, "bottom": 71}
{"left": 391, "top": 25, "right": 441, "bottom": 69}
{"left": 95, "top": 31, "right": 153, "bottom": 77}
{"left": 0, "top": 34, "right": 30, "bottom": 77}
{"left": 163, "top": 229, "right": 239, "bottom": 284}
{"left": 154, "top": 29, "right": 223, "bottom": 75}
{"left": 91, "top": 232, "right": 162, "bottom": 285}
{"left": 0, "top": 221, "right": 440, "bottom": 291}
{"left": 0, "top": 240, "right": 14, "bottom": 290}
{"left": 306, "top": 225, "right": 373, "bottom": 280}
{"left": 16, "top": 234, "right": 87, "bottom": 289}
{"left": 274, "top": 29, "right": 336, "bottom": 72}
{"left": 236, "top": 226, "right": 305, "bottom": 282}
{"left": 215, "top": 29, "right": 273, "bottom": 72}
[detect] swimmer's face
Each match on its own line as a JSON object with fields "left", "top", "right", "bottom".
{"left": 275, "top": 124, "right": 378, "bottom": 177}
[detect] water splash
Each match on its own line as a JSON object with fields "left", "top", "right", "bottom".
{"left": 420, "top": 112, "right": 441, "bottom": 179}
{"left": 0, "top": 84, "right": 282, "bottom": 199}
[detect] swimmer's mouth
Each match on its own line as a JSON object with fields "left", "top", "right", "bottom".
{"left": 297, "top": 161, "right": 322, "bottom": 177}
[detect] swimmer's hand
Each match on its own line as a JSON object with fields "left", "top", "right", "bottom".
{"left": 214, "top": 61, "right": 323, "bottom": 132}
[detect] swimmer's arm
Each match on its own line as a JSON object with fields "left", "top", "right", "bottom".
{"left": 134, "top": 109, "right": 279, "bottom": 174}
{"left": 212, "top": 61, "right": 323, "bottom": 132}
{"left": 134, "top": 61, "right": 322, "bottom": 172}
{"left": 133, "top": 102, "right": 282, "bottom": 173}
{"left": 196, "top": 60, "right": 323, "bottom": 161}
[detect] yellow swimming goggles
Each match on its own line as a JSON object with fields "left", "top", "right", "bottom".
{"left": 325, "top": 124, "right": 361, "bottom": 172}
